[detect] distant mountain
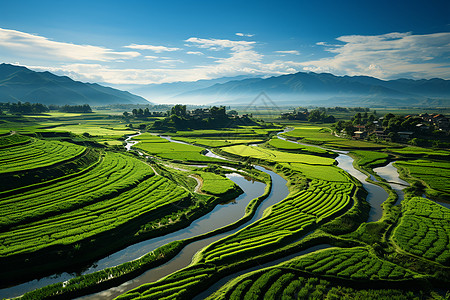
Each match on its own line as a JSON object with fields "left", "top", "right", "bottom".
{"left": 0, "top": 64, "right": 150, "bottom": 106}
{"left": 128, "top": 75, "right": 259, "bottom": 102}
{"left": 173, "top": 72, "right": 450, "bottom": 107}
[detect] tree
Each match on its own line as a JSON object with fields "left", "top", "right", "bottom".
{"left": 170, "top": 104, "right": 187, "bottom": 117}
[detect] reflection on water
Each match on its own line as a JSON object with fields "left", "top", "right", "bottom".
{"left": 374, "top": 162, "right": 409, "bottom": 186}
{"left": 124, "top": 132, "right": 141, "bottom": 151}
{"left": 374, "top": 162, "right": 409, "bottom": 206}
{"left": 335, "top": 154, "right": 388, "bottom": 222}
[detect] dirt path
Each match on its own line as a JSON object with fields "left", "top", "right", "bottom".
{"left": 189, "top": 174, "right": 205, "bottom": 194}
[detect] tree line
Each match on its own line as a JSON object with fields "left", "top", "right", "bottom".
{"left": 0, "top": 102, "right": 92, "bottom": 114}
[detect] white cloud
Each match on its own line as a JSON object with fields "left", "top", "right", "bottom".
{"left": 186, "top": 37, "right": 256, "bottom": 51}
{"left": 186, "top": 51, "right": 204, "bottom": 55}
{"left": 0, "top": 27, "right": 140, "bottom": 61}
{"left": 158, "top": 59, "right": 184, "bottom": 66}
{"left": 124, "top": 44, "right": 181, "bottom": 53}
{"left": 27, "top": 37, "right": 306, "bottom": 85}
{"left": 236, "top": 33, "right": 255, "bottom": 37}
{"left": 302, "top": 32, "right": 450, "bottom": 79}
{"left": 21, "top": 30, "right": 450, "bottom": 87}
{"left": 275, "top": 50, "right": 300, "bottom": 55}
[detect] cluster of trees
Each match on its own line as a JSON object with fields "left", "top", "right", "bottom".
{"left": 151, "top": 105, "right": 255, "bottom": 131}
{"left": 0, "top": 102, "right": 95, "bottom": 114}
{"left": 123, "top": 108, "right": 166, "bottom": 120}
{"left": 0, "top": 101, "right": 49, "bottom": 114}
{"left": 55, "top": 104, "right": 92, "bottom": 113}
{"left": 332, "top": 112, "right": 449, "bottom": 147}
{"left": 281, "top": 108, "right": 335, "bottom": 123}
{"left": 326, "top": 106, "right": 371, "bottom": 112}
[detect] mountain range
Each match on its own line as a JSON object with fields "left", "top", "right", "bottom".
{"left": 0, "top": 64, "right": 149, "bottom": 106}
{"left": 0, "top": 63, "right": 448, "bottom": 107}
{"left": 172, "top": 72, "right": 450, "bottom": 107}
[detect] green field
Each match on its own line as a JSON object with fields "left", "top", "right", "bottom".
{"left": 0, "top": 136, "right": 86, "bottom": 174}
{"left": 281, "top": 126, "right": 386, "bottom": 149}
{"left": 220, "top": 144, "right": 335, "bottom": 165}
{"left": 388, "top": 146, "right": 449, "bottom": 157}
{"left": 44, "top": 124, "right": 137, "bottom": 137}
{"left": 279, "top": 163, "right": 350, "bottom": 182}
{"left": 392, "top": 197, "right": 450, "bottom": 265}
{"left": 351, "top": 150, "right": 391, "bottom": 168}
{"left": 209, "top": 268, "right": 419, "bottom": 300}
{"left": 268, "top": 137, "right": 334, "bottom": 156}
{"left": 133, "top": 133, "right": 223, "bottom": 162}
{"left": 0, "top": 150, "right": 191, "bottom": 257}
{"left": 172, "top": 137, "right": 264, "bottom": 148}
{"left": 1, "top": 110, "right": 449, "bottom": 300}
{"left": 195, "top": 171, "right": 239, "bottom": 196}
{"left": 117, "top": 176, "right": 357, "bottom": 299}
{"left": 395, "top": 159, "right": 450, "bottom": 198}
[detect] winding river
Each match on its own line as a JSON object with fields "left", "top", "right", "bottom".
{"left": 0, "top": 130, "right": 404, "bottom": 299}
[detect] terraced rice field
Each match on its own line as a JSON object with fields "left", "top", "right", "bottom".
{"left": 0, "top": 135, "right": 192, "bottom": 262}
{"left": 0, "top": 150, "right": 190, "bottom": 257}
{"left": 392, "top": 197, "right": 450, "bottom": 265}
{"left": 395, "top": 160, "right": 450, "bottom": 195}
{"left": 117, "top": 176, "right": 356, "bottom": 299}
{"left": 209, "top": 258, "right": 418, "bottom": 300}
{"left": 0, "top": 137, "right": 86, "bottom": 174}
{"left": 285, "top": 247, "right": 416, "bottom": 280}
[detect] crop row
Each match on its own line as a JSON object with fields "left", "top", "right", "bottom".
{"left": 0, "top": 133, "right": 31, "bottom": 148}
{"left": 0, "top": 152, "right": 153, "bottom": 230}
{"left": 0, "top": 174, "right": 190, "bottom": 257}
{"left": 111, "top": 175, "right": 357, "bottom": 299}
{"left": 199, "top": 180, "right": 353, "bottom": 264}
{"left": 116, "top": 264, "right": 216, "bottom": 300}
{"left": 0, "top": 137, "right": 86, "bottom": 174}
{"left": 392, "top": 197, "right": 450, "bottom": 266}
{"left": 396, "top": 160, "right": 450, "bottom": 194}
{"left": 285, "top": 247, "right": 416, "bottom": 280}
{"left": 208, "top": 264, "right": 418, "bottom": 300}
{"left": 283, "top": 180, "right": 354, "bottom": 220}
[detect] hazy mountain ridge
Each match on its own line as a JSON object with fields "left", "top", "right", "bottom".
{"left": 127, "top": 75, "right": 259, "bottom": 102}
{"left": 173, "top": 72, "right": 450, "bottom": 107}
{"left": 0, "top": 64, "right": 150, "bottom": 106}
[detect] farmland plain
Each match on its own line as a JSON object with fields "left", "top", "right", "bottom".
{"left": 0, "top": 112, "right": 448, "bottom": 300}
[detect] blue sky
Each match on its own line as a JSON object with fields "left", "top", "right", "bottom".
{"left": 1, "top": 0, "right": 449, "bottom": 87}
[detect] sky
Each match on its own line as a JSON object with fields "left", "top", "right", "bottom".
{"left": 1, "top": 0, "right": 449, "bottom": 90}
